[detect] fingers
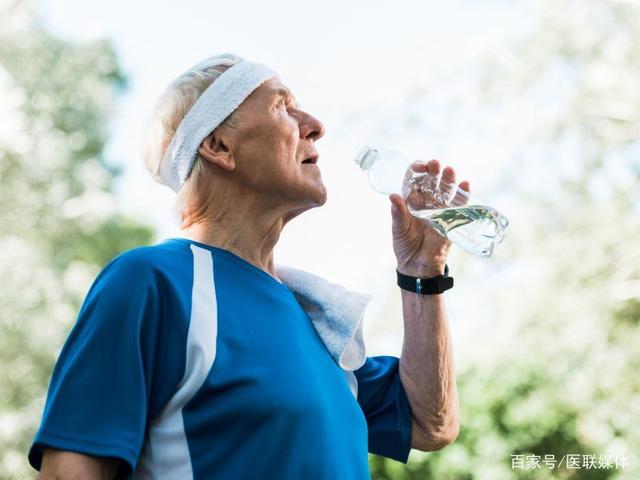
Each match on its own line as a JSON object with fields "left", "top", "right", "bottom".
{"left": 439, "top": 166, "right": 457, "bottom": 205}
{"left": 420, "top": 160, "right": 456, "bottom": 207}
{"left": 389, "top": 193, "right": 407, "bottom": 213}
{"left": 403, "top": 161, "right": 430, "bottom": 210}
{"left": 403, "top": 158, "right": 470, "bottom": 209}
{"left": 410, "top": 160, "right": 429, "bottom": 173}
{"left": 440, "top": 166, "right": 456, "bottom": 186}
{"left": 425, "top": 159, "right": 440, "bottom": 175}
{"left": 404, "top": 159, "right": 443, "bottom": 210}
{"left": 451, "top": 180, "right": 471, "bottom": 207}
{"left": 389, "top": 193, "right": 411, "bottom": 233}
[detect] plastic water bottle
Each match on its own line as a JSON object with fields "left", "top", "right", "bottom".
{"left": 354, "top": 146, "right": 509, "bottom": 258}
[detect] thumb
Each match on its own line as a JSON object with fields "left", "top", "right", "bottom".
{"left": 389, "top": 193, "right": 411, "bottom": 232}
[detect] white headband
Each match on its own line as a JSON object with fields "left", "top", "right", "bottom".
{"left": 158, "top": 60, "right": 278, "bottom": 192}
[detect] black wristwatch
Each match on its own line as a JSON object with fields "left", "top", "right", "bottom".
{"left": 396, "top": 264, "right": 454, "bottom": 295}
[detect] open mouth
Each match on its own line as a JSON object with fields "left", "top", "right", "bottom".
{"left": 301, "top": 155, "right": 319, "bottom": 164}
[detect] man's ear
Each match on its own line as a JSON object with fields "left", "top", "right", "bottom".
{"left": 198, "top": 130, "right": 236, "bottom": 172}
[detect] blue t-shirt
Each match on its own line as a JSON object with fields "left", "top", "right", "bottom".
{"left": 29, "top": 238, "right": 413, "bottom": 479}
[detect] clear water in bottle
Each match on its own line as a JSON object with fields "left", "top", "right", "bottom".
{"left": 409, "top": 204, "right": 508, "bottom": 257}
{"left": 354, "top": 146, "right": 509, "bottom": 258}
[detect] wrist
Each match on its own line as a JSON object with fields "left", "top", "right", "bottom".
{"left": 396, "top": 262, "right": 445, "bottom": 278}
{"left": 396, "top": 264, "right": 453, "bottom": 295}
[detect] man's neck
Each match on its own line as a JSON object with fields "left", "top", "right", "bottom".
{"left": 181, "top": 201, "right": 286, "bottom": 281}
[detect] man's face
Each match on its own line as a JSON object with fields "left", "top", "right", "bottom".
{"left": 224, "top": 77, "right": 327, "bottom": 210}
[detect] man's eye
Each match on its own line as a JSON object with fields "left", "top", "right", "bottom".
{"left": 275, "top": 97, "right": 300, "bottom": 111}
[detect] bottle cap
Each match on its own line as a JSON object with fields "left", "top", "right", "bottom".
{"left": 354, "top": 146, "right": 378, "bottom": 170}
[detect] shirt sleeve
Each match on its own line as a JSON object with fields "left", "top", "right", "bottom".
{"left": 353, "top": 355, "right": 413, "bottom": 463}
{"left": 28, "top": 253, "right": 169, "bottom": 477}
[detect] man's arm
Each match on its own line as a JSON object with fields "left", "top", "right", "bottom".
{"left": 39, "top": 448, "right": 122, "bottom": 480}
{"left": 398, "top": 288, "right": 459, "bottom": 451}
{"left": 388, "top": 159, "right": 466, "bottom": 452}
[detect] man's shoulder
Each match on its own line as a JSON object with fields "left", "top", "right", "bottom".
{"left": 90, "top": 240, "right": 192, "bottom": 298}
{"left": 83, "top": 241, "right": 195, "bottom": 330}
{"left": 109, "top": 239, "right": 190, "bottom": 274}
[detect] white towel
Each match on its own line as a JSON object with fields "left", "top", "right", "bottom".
{"left": 276, "top": 266, "right": 371, "bottom": 372}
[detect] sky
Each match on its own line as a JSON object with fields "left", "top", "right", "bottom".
{"left": 35, "top": 0, "right": 528, "bottom": 352}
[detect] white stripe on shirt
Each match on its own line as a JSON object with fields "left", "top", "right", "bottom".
{"left": 134, "top": 245, "right": 218, "bottom": 479}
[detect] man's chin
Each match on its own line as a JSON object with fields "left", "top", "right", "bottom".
{"left": 283, "top": 188, "right": 327, "bottom": 223}
{"left": 311, "top": 184, "right": 328, "bottom": 207}
{"left": 291, "top": 185, "right": 327, "bottom": 215}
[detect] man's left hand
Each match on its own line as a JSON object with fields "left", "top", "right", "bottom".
{"left": 390, "top": 159, "right": 471, "bottom": 278}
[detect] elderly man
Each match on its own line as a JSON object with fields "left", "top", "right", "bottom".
{"left": 29, "top": 53, "right": 463, "bottom": 479}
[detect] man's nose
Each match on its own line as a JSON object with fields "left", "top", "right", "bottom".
{"left": 300, "top": 111, "right": 325, "bottom": 141}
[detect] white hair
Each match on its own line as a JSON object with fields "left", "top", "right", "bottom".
{"left": 142, "top": 53, "right": 244, "bottom": 226}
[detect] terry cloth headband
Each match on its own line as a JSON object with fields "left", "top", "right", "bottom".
{"left": 158, "top": 60, "right": 279, "bottom": 192}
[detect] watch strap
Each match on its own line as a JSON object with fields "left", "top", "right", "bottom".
{"left": 396, "top": 264, "right": 454, "bottom": 295}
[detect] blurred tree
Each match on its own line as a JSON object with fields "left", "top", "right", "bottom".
{"left": 368, "top": 0, "right": 640, "bottom": 479}
{"left": 0, "top": 0, "right": 154, "bottom": 477}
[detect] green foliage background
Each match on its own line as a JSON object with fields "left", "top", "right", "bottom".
{"left": 0, "top": 0, "right": 638, "bottom": 479}
{"left": 369, "top": 1, "right": 640, "bottom": 479}
{"left": 0, "top": 1, "right": 153, "bottom": 477}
